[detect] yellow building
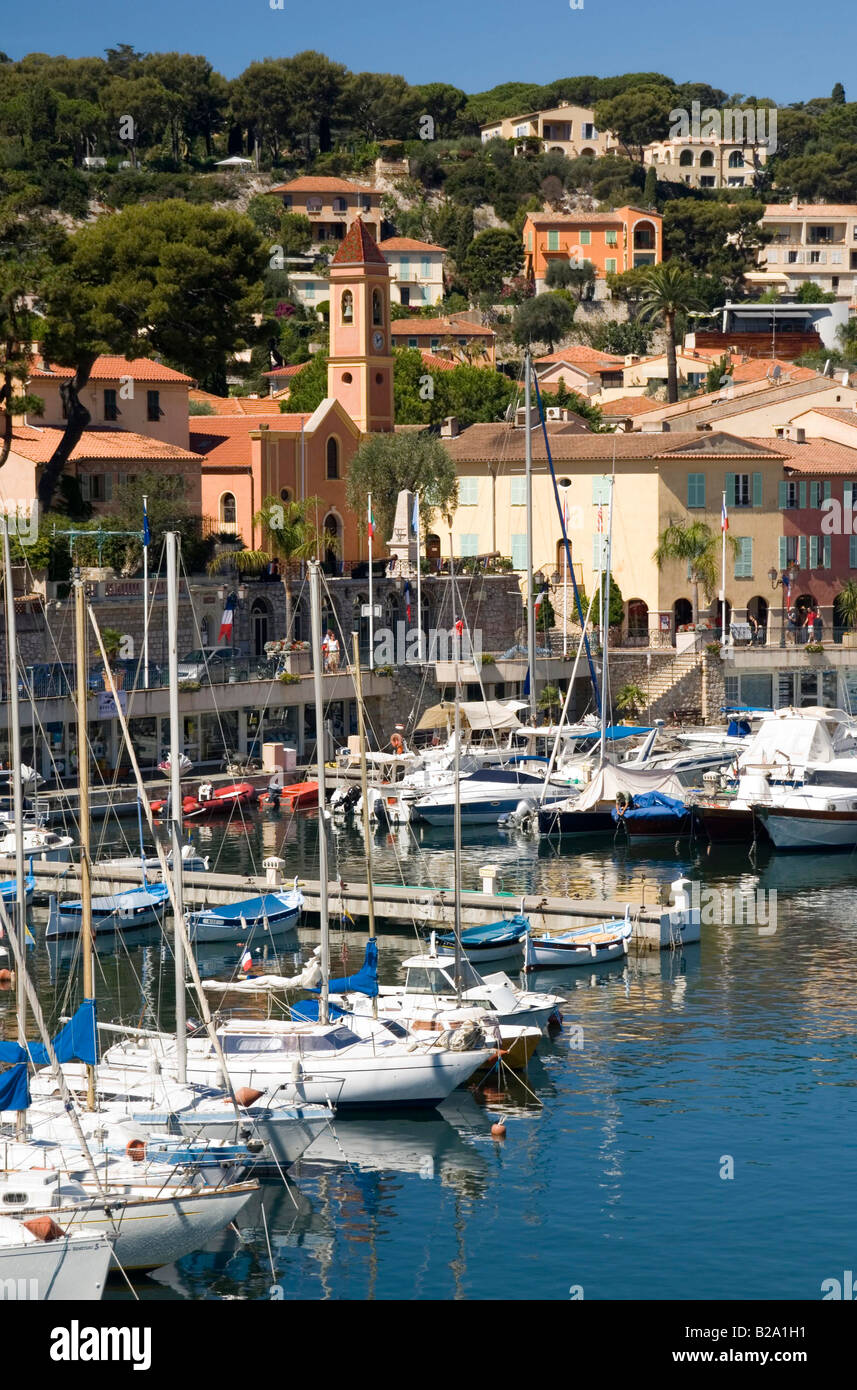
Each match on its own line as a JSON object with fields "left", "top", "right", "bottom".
{"left": 436, "top": 418, "right": 857, "bottom": 642}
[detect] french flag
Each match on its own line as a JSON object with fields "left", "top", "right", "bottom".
{"left": 218, "top": 596, "right": 235, "bottom": 643}
{"left": 240, "top": 949, "right": 252, "bottom": 974}
{"left": 721, "top": 497, "right": 729, "bottom": 533}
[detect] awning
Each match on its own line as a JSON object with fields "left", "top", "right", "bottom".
{"left": 415, "top": 700, "right": 527, "bottom": 733}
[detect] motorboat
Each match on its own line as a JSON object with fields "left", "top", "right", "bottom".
{"left": 436, "top": 913, "right": 529, "bottom": 963}
{"left": 151, "top": 781, "right": 257, "bottom": 820}
{"left": 0, "top": 1214, "right": 113, "bottom": 1301}
{"left": 0, "top": 827, "right": 73, "bottom": 862}
{"left": 410, "top": 765, "right": 570, "bottom": 827}
{"left": 755, "top": 791, "right": 857, "bottom": 850}
{"left": 100, "top": 842, "right": 210, "bottom": 876}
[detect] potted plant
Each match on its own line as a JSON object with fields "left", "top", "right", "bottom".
{"left": 616, "top": 683, "right": 646, "bottom": 722}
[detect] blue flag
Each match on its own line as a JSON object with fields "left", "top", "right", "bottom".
{"left": 142, "top": 497, "right": 150, "bottom": 547}
{"left": 411, "top": 493, "right": 419, "bottom": 535}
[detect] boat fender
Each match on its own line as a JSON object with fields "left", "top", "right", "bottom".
{"left": 125, "top": 1138, "right": 147, "bottom": 1162}
{"left": 0, "top": 968, "right": 13, "bottom": 985}
{"left": 490, "top": 1122, "right": 507, "bottom": 1140}
{"left": 235, "top": 1087, "right": 264, "bottom": 1107}
{"left": 22, "top": 1217, "right": 66, "bottom": 1242}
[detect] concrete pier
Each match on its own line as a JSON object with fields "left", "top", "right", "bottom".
{"left": 5, "top": 857, "right": 698, "bottom": 952}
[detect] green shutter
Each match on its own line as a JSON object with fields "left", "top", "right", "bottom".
{"left": 725, "top": 472, "right": 735, "bottom": 505}
{"left": 824, "top": 481, "right": 832, "bottom": 502}
{"left": 799, "top": 536, "right": 807, "bottom": 568}
{"left": 778, "top": 481, "right": 789, "bottom": 509}
{"left": 511, "top": 533, "right": 527, "bottom": 569}
{"left": 845, "top": 482, "right": 853, "bottom": 511}
{"left": 799, "top": 481, "right": 807, "bottom": 508}
{"left": 779, "top": 536, "right": 787, "bottom": 570}
{"left": 592, "top": 476, "right": 611, "bottom": 504}
{"left": 734, "top": 537, "right": 753, "bottom": 579}
{"left": 850, "top": 536, "right": 857, "bottom": 569}
{"left": 752, "top": 472, "right": 762, "bottom": 506}
{"left": 687, "top": 473, "right": 705, "bottom": 508}
{"left": 809, "top": 535, "right": 819, "bottom": 569}
{"left": 823, "top": 536, "right": 831, "bottom": 568}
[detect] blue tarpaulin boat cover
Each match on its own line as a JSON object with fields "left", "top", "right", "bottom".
{"left": 0, "top": 1061, "right": 29, "bottom": 1111}
{"left": 578, "top": 725, "right": 653, "bottom": 742}
{"left": 307, "top": 939, "right": 378, "bottom": 998}
{"left": 439, "top": 914, "right": 530, "bottom": 947}
{"left": 290, "top": 1000, "right": 348, "bottom": 1022}
{"left": 612, "top": 792, "right": 688, "bottom": 823}
{"left": 0, "top": 998, "right": 98, "bottom": 1067}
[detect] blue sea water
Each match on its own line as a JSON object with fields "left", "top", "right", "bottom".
{"left": 10, "top": 811, "right": 857, "bottom": 1301}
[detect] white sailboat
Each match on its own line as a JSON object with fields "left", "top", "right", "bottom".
{"left": 0, "top": 1214, "right": 113, "bottom": 1301}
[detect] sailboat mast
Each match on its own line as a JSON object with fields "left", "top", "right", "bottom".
{"left": 451, "top": 527, "right": 462, "bottom": 1004}
{"left": 309, "top": 560, "right": 329, "bottom": 1025}
{"left": 166, "top": 532, "right": 187, "bottom": 1081}
{"left": 73, "top": 568, "right": 96, "bottom": 1109}
{"left": 2, "top": 524, "right": 28, "bottom": 1134}
{"left": 524, "top": 350, "right": 537, "bottom": 722}
{"left": 352, "top": 633, "right": 377, "bottom": 1017}
{"left": 599, "top": 476, "right": 615, "bottom": 770}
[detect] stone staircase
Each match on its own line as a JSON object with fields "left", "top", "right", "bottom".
{"left": 645, "top": 643, "right": 706, "bottom": 723}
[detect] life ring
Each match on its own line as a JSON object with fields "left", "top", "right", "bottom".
{"left": 390, "top": 733, "right": 404, "bottom": 753}
{"left": 125, "top": 1138, "right": 146, "bottom": 1162}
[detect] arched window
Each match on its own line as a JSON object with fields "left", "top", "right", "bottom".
{"left": 372, "top": 289, "right": 383, "bottom": 326}
{"left": 341, "top": 290, "right": 354, "bottom": 324}
{"left": 699, "top": 149, "right": 715, "bottom": 167}
{"left": 633, "top": 221, "right": 656, "bottom": 250}
{"left": 220, "top": 492, "right": 236, "bottom": 526}
{"left": 627, "top": 599, "right": 649, "bottom": 644}
{"left": 323, "top": 514, "right": 340, "bottom": 576}
{"left": 326, "top": 437, "right": 339, "bottom": 480}
{"left": 728, "top": 151, "right": 744, "bottom": 168}
{"left": 679, "top": 149, "right": 694, "bottom": 166}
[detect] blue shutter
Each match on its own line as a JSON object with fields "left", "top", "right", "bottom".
{"left": 459, "top": 533, "right": 479, "bottom": 557}
{"left": 779, "top": 536, "right": 787, "bottom": 570}
{"left": 752, "top": 472, "right": 762, "bottom": 507}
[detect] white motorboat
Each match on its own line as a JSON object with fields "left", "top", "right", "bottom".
{"left": 410, "top": 764, "right": 570, "bottom": 827}
{"left": 524, "top": 911, "right": 632, "bottom": 970}
{"left": 0, "top": 827, "right": 73, "bottom": 862}
{"left": 755, "top": 794, "right": 857, "bottom": 850}
{"left": 0, "top": 1213, "right": 113, "bottom": 1301}
{"left": 345, "top": 946, "right": 564, "bottom": 1035}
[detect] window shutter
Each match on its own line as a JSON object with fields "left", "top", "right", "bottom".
{"left": 799, "top": 481, "right": 807, "bottom": 508}
{"left": 779, "top": 536, "right": 787, "bottom": 570}
{"left": 809, "top": 535, "right": 819, "bottom": 569}
{"left": 725, "top": 471, "right": 735, "bottom": 504}
{"left": 592, "top": 476, "right": 610, "bottom": 504}
{"left": 510, "top": 476, "right": 526, "bottom": 506}
{"left": 799, "top": 536, "right": 807, "bottom": 569}
{"left": 823, "top": 536, "right": 831, "bottom": 568}
{"left": 824, "top": 481, "right": 832, "bottom": 502}
{"left": 103, "top": 473, "right": 112, "bottom": 502}
{"left": 752, "top": 472, "right": 762, "bottom": 507}
{"left": 850, "top": 536, "right": 857, "bottom": 569}
{"left": 778, "top": 481, "right": 789, "bottom": 509}
{"left": 845, "top": 482, "right": 853, "bottom": 511}
{"left": 511, "top": 533, "right": 527, "bottom": 569}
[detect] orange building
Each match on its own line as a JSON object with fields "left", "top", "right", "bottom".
{"left": 198, "top": 217, "right": 395, "bottom": 568}
{"left": 523, "top": 205, "right": 663, "bottom": 295}
{"left": 267, "top": 176, "right": 383, "bottom": 245}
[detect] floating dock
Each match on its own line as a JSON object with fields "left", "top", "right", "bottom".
{"left": 2, "top": 858, "right": 699, "bottom": 952}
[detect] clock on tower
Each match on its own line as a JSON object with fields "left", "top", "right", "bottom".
{"left": 326, "top": 218, "right": 394, "bottom": 435}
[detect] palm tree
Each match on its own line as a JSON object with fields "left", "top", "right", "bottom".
{"left": 653, "top": 520, "right": 737, "bottom": 627}
{"left": 636, "top": 263, "right": 706, "bottom": 404}
{"left": 208, "top": 496, "right": 336, "bottom": 638}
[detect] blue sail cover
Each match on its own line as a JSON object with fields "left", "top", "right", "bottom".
{"left": 0, "top": 999, "right": 98, "bottom": 1066}
{"left": 0, "top": 1061, "right": 30, "bottom": 1111}
{"left": 612, "top": 792, "right": 688, "bottom": 823}
{"left": 307, "top": 940, "right": 379, "bottom": 998}
{"left": 439, "top": 914, "right": 530, "bottom": 947}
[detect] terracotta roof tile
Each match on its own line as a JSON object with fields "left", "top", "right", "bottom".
{"left": 189, "top": 390, "right": 285, "bottom": 416}
{"left": 331, "top": 217, "right": 387, "bottom": 266}
{"left": 391, "top": 317, "right": 495, "bottom": 337}
{"left": 190, "top": 414, "right": 312, "bottom": 467}
{"left": 29, "top": 356, "right": 195, "bottom": 384}
{"left": 10, "top": 424, "right": 201, "bottom": 463}
{"left": 263, "top": 362, "right": 311, "bottom": 380}
{"left": 269, "top": 176, "right": 379, "bottom": 195}
{"left": 765, "top": 203, "right": 857, "bottom": 218}
{"left": 600, "top": 395, "right": 663, "bottom": 416}
{"left": 378, "top": 237, "right": 446, "bottom": 253}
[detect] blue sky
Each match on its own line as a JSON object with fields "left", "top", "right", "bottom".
{"left": 3, "top": 0, "right": 853, "bottom": 105}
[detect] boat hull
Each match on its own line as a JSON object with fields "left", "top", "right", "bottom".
{"left": 0, "top": 1228, "right": 113, "bottom": 1300}
{"left": 757, "top": 806, "right": 857, "bottom": 850}
{"left": 537, "top": 807, "right": 615, "bottom": 836}
{"left": 130, "top": 1106, "right": 330, "bottom": 1167}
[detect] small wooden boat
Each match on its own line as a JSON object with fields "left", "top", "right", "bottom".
{"left": 47, "top": 883, "right": 170, "bottom": 939}
{"left": 524, "top": 912, "right": 632, "bottom": 970}
{"left": 436, "top": 913, "right": 529, "bottom": 963}
{"left": 186, "top": 884, "right": 303, "bottom": 943}
{"left": 0, "top": 872, "right": 35, "bottom": 905}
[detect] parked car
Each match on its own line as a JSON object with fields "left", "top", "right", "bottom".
{"left": 176, "top": 647, "right": 234, "bottom": 682}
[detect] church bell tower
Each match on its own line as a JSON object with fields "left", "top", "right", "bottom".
{"left": 327, "top": 217, "right": 394, "bottom": 434}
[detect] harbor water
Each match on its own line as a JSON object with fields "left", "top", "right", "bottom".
{"left": 6, "top": 808, "right": 857, "bottom": 1301}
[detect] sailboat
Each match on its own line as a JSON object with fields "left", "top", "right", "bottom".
{"left": 99, "top": 558, "right": 494, "bottom": 1110}
{"left": 0, "top": 1214, "right": 113, "bottom": 1301}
